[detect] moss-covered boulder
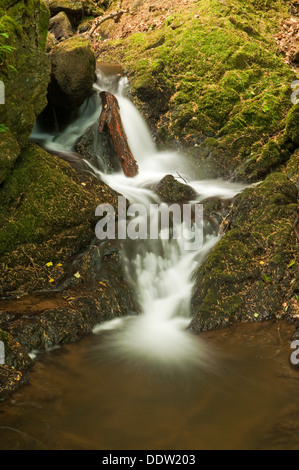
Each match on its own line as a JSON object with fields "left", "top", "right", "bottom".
{"left": 0, "top": 365, "right": 28, "bottom": 400}
{"left": 190, "top": 172, "right": 299, "bottom": 332}
{"left": 0, "top": 142, "right": 120, "bottom": 295}
{"left": 97, "top": 0, "right": 296, "bottom": 180}
{"left": 48, "top": 36, "right": 96, "bottom": 109}
{"left": 0, "top": 0, "right": 51, "bottom": 149}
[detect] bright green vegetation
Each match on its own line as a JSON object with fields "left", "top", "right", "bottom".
{"left": 99, "top": 0, "right": 296, "bottom": 179}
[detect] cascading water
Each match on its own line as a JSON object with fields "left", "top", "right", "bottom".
{"left": 31, "top": 68, "right": 246, "bottom": 369}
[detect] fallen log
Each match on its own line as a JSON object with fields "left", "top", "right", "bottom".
{"left": 98, "top": 91, "right": 139, "bottom": 177}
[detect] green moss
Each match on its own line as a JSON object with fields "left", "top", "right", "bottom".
{"left": 0, "top": 143, "right": 118, "bottom": 256}
{"left": 0, "top": 143, "right": 120, "bottom": 294}
{"left": 0, "top": 1, "right": 50, "bottom": 147}
{"left": 191, "top": 172, "right": 298, "bottom": 331}
{"left": 0, "top": 130, "right": 20, "bottom": 185}
{"left": 98, "top": 0, "right": 294, "bottom": 178}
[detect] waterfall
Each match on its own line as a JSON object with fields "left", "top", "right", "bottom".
{"left": 31, "top": 71, "right": 246, "bottom": 368}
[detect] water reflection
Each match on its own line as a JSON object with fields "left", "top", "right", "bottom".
{"left": 1, "top": 320, "right": 299, "bottom": 450}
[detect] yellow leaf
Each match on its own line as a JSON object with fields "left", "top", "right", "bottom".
{"left": 56, "top": 263, "right": 63, "bottom": 267}
{"left": 49, "top": 278, "right": 55, "bottom": 283}
{"left": 74, "top": 272, "right": 81, "bottom": 279}
{"left": 46, "top": 262, "right": 53, "bottom": 267}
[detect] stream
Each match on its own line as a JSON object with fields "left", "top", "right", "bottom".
{"left": 1, "top": 68, "right": 299, "bottom": 450}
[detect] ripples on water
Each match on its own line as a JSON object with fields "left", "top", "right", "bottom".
{"left": 1, "top": 321, "right": 299, "bottom": 450}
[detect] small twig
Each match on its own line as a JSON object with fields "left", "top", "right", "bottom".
{"left": 176, "top": 172, "right": 188, "bottom": 184}
{"left": 88, "top": 9, "right": 130, "bottom": 37}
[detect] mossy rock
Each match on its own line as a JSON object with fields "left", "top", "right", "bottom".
{"left": 0, "top": 131, "right": 20, "bottom": 185}
{"left": 154, "top": 174, "right": 198, "bottom": 202}
{"left": 49, "top": 11, "right": 74, "bottom": 40}
{"left": 48, "top": 36, "right": 96, "bottom": 109}
{"left": 283, "top": 104, "right": 299, "bottom": 147}
{"left": 190, "top": 172, "right": 298, "bottom": 332}
{"left": 0, "top": 143, "right": 120, "bottom": 294}
{"left": 285, "top": 149, "right": 299, "bottom": 189}
{"left": 0, "top": 328, "right": 31, "bottom": 369}
{"left": 0, "top": 365, "right": 28, "bottom": 400}
{"left": 237, "top": 140, "right": 291, "bottom": 181}
{"left": 0, "top": 0, "right": 51, "bottom": 148}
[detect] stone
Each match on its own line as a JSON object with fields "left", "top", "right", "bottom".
{"left": 155, "top": 174, "right": 198, "bottom": 202}
{"left": 49, "top": 11, "right": 74, "bottom": 40}
{"left": 190, "top": 172, "right": 298, "bottom": 332}
{"left": 48, "top": 36, "right": 96, "bottom": 110}
{"left": 0, "top": 0, "right": 51, "bottom": 148}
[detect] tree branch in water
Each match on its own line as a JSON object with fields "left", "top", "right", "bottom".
{"left": 98, "top": 91, "right": 139, "bottom": 177}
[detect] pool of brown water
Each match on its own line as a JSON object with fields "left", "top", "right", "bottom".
{"left": 0, "top": 319, "right": 299, "bottom": 450}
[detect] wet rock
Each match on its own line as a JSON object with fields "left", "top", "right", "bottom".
{"left": 0, "top": 365, "right": 28, "bottom": 401}
{"left": 0, "top": 242, "right": 139, "bottom": 358}
{"left": 283, "top": 104, "right": 299, "bottom": 147}
{"left": 49, "top": 11, "right": 74, "bottom": 40}
{"left": 48, "top": 36, "right": 96, "bottom": 110}
{"left": 190, "top": 172, "right": 299, "bottom": 332}
{"left": 0, "top": 142, "right": 120, "bottom": 296}
{"left": 75, "top": 121, "right": 122, "bottom": 173}
{"left": 155, "top": 175, "right": 198, "bottom": 202}
{"left": 0, "top": 329, "right": 31, "bottom": 369}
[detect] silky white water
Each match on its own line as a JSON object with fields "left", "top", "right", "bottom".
{"left": 31, "top": 71, "right": 246, "bottom": 368}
